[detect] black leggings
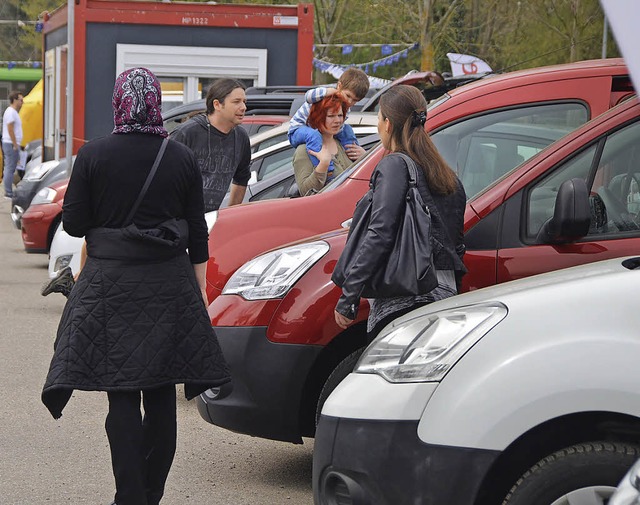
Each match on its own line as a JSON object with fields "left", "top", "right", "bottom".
{"left": 105, "top": 385, "right": 177, "bottom": 505}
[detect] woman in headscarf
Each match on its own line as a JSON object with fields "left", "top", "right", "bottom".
{"left": 42, "top": 68, "right": 230, "bottom": 505}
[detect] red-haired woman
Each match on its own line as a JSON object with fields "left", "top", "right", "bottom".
{"left": 292, "top": 93, "right": 365, "bottom": 196}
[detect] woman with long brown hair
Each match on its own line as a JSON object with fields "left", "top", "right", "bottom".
{"left": 333, "top": 84, "right": 467, "bottom": 338}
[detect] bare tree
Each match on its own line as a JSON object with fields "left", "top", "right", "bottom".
{"left": 523, "top": 0, "right": 603, "bottom": 62}
{"left": 314, "top": 0, "right": 349, "bottom": 59}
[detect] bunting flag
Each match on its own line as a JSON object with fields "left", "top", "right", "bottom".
{"left": 446, "top": 53, "right": 492, "bottom": 76}
{"left": 1, "top": 60, "right": 42, "bottom": 68}
{"left": 313, "top": 42, "right": 419, "bottom": 86}
{"left": 312, "top": 59, "right": 392, "bottom": 88}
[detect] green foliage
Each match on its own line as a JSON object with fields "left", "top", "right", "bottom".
{"left": 309, "top": 0, "right": 619, "bottom": 82}
{"left": 1, "top": 0, "right": 620, "bottom": 83}
{"left": 0, "top": 0, "right": 60, "bottom": 62}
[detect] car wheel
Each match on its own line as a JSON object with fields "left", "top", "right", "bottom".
{"left": 315, "top": 347, "right": 366, "bottom": 425}
{"left": 502, "top": 442, "right": 640, "bottom": 505}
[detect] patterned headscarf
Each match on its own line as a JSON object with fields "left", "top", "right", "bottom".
{"left": 112, "top": 67, "right": 168, "bottom": 137}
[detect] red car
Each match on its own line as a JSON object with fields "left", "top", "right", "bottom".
{"left": 204, "top": 58, "right": 632, "bottom": 301}
{"left": 21, "top": 178, "right": 68, "bottom": 253}
{"left": 197, "top": 59, "right": 636, "bottom": 443}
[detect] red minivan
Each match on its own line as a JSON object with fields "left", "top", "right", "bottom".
{"left": 199, "top": 59, "right": 635, "bottom": 443}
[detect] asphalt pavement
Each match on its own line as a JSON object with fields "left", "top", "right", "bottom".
{"left": 0, "top": 197, "right": 314, "bottom": 504}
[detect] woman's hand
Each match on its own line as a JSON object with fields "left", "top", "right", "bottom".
{"left": 335, "top": 310, "right": 354, "bottom": 329}
{"left": 345, "top": 143, "right": 366, "bottom": 161}
{"left": 307, "top": 144, "right": 333, "bottom": 171}
{"left": 201, "top": 287, "right": 209, "bottom": 307}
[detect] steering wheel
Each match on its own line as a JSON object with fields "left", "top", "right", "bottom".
{"left": 597, "top": 185, "right": 639, "bottom": 231}
{"left": 624, "top": 173, "right": 640, "bottom": 225}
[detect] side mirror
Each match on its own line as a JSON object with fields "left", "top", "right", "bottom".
{"left": 536, "top": 178, "right": 591, "bottom": 244}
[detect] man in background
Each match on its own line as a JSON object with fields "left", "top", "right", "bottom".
{"left": 172, "top": 79, "right": 251, "bottom": 211}
{"left": 2, "top": 91, "right": 24, "bottom": 198}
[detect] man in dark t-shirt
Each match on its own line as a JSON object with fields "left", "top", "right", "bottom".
{"left": 172, "top": 79, "right": 251, "bottom": 212}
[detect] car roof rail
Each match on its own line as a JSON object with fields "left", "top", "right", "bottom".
{"left": 422, "top": 73, "right": 490, "bottom": 101}
{"left": 246, "top": 85, "right": 314, "bottom": 95}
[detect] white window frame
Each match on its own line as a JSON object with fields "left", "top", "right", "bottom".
{"left": 115, "top": 44, "right": 267, "bottom": 103}
{"left": 44, "top": 49, "right": 56, "bottom": 151}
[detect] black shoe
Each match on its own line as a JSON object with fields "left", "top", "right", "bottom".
{"left": 41, "top": 266, "right": 75, "bottom": 298}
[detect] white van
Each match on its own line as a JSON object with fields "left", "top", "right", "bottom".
{"left": 314, "top": 256, "right": 640, "bottom": 505}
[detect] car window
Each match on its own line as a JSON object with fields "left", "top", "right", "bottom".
{"left": 526, "top": 145, "right": 597, "bottom": 236}
{"left": 431, "top": 103, "right": 588, "bottom": 200}
{"left": 253, "top": 133, "right": 288, "bottom": 153}
{"left": 321, "top": 142, "right": 382, "bottom": 193}
{"left": 257, "top": 147, "right": 294, "bottom": 181}
{"left": 250, "top": 176, "right": 295, "bottom": 202}
{"left": 164, "top": 116, "right": 188, "bottom": 134}
{"left": 526, "top": 120, "right": 640, "bottom": 238}
{"left": 164, "top": 110, "right": 203, "bottom": 134}
{"left": 253, "top": 129, "right": 378, "bottom": 187}
{"left": 257, "top": 124, "right": 278, "bottom": 134}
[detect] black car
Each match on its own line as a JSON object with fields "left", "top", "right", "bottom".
{"left": 11, "top": 158, "right": 73, "bottom": 229}
{"left": 162, "top": 87, "right": 312, "bottom": 135}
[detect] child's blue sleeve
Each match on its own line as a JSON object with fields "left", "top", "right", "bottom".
{"left": 336, "top": 123, "right": 358, "bottom": 147}
{"left": 290, "top": 87, "right": 333, "bottom": 132}
{"left": 305, "top": 87, "right": 328, "bottom": 104}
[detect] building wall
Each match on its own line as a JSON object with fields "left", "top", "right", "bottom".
{"left": 44, "top": 26, "right": 68, "bottom": 52}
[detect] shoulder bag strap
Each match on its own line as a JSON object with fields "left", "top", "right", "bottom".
{"left": 124, "top": 137, "right": 169, "bottom": 225}
{"left": 395, "top": 152, "right": 420, "bottom": 192}
{"left": 396, "top": 151, "right": 458, "bottom": 249}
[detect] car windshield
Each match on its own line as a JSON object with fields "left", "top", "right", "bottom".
{"left": 321, "top": 142, "right": 383, "bottom": 193}
{"left": 319, "top": 93, "right": 450, "bottom": 194}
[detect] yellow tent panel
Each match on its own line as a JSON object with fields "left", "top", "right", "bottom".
{"left": 20, "top": 78, "right": 43, "bottom": 145}
{"left": 1, "top": 80, "right": 43, "bottom": 176}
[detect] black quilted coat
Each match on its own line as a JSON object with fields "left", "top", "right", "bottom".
{"left": 41, "top": 133, "right": 230, "bottom": 419}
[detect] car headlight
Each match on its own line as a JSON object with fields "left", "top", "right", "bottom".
{"left": 355, "top": 303, "right": 508, "bottom": 383}
{"left": 222, "top": 241, "right": 329, "bottom": 300}
{"left": 25, "top": 160, "right": 60, "bottom": 181}
{"left": 53, "top": 254, "right": 73, "bottom": 272}
{"left": 31, "top": 187, "right": 58, "bottom": 205}
{"left": 610, "top": 459, "right": 640, "bottom": 505}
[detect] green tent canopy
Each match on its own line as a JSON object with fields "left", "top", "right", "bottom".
{"left": 0, "top": 67, "right": 42, "bottom": 82}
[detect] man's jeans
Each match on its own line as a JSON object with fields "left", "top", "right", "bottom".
{"left": 2, "top": 142, "right": 19, "bottom": 197}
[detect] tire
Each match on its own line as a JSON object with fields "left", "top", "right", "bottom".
{"left": 315, "top": 347, "right": 366, "bottom": 425}
{"left": 502, "top": 442, "right": 640, "bottom": 505}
